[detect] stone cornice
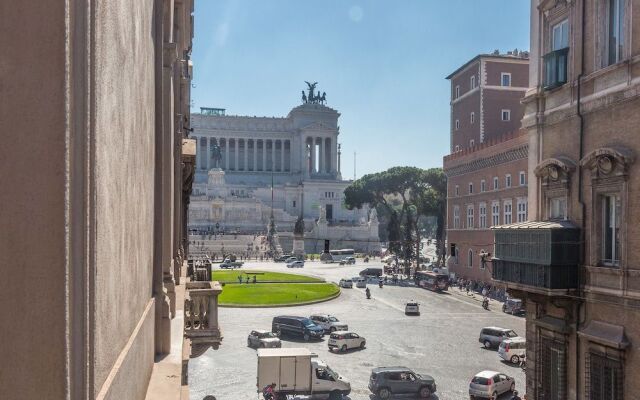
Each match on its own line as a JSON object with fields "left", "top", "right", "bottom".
{"left": 444, "top": 144, "right": 529, "bottom": 178}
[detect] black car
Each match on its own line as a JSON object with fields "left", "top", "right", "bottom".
{"left": 368, "top": 367, "right": 436, "bottom": 399}
{"left": 359, "top": 267, "right": 382, "bottom": 278}
{"left": 272, "top": 316, "right": 324, "bottom": 341}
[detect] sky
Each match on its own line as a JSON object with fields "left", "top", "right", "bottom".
{"left": 191, "top": 0, "right": 530, "bottom": 178}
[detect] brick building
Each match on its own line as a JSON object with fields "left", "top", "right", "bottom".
{"left": 492, "top": 1, "right": 640, "bottom": 398}
{"left": 443, "top": 52, "right": 530, "bottom": 283}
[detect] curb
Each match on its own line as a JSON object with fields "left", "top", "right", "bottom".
{"left": 219, "top": 288, "right": 342, "bottom": 308}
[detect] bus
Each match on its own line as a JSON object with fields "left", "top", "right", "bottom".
{"left": 325, "top": 249, "right": 355, "bottom": 263}
{"left": 415, "top": 271, "right": 449, "bottom": 292}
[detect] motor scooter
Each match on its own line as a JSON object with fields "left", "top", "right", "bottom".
{"left": 378, "top": 280, "right": 383, "bottom": 288}
{"left": 482, "top": 297, "right": 490, "bottom": 310}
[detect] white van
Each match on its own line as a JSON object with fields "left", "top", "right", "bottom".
{"left": 498, "top": 337, "right": 526, "bottom": 364}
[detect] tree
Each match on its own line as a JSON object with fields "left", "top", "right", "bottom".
{"left": 344, "top": 166, "right": 447, "bottom": 267}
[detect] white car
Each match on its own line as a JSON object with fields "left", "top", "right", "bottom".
{"left": 328, "top": 331, "right": 366, "bottom": 352}
{"left": 498, "top": 337, "right": 526, "bottom": 364}
{"left": 469, "top": 370, "right": 515, "bottom": 400}
{"left": 355, "top": 278, "right": 367, "bottom": 288}
{"left": 310, "top": 314, "right": 348, "bottom": 332}
{"left": 339, "top": 279, "right": 353, "bottom": 288}
{"left": 405, "top": 301, "right": 420, "bottom": 315}
{"left": 286, "top": 260, "right": 304, "bottom": 268}
{"left": 247, "top": 330, "right": 282, "bottom": 348}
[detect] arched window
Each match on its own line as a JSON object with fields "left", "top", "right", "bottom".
{"left": 468, "top": 249, "right": 473, "bottom": 268}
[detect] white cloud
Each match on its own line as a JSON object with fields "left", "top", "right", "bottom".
{"left": 348, "top": 5, "right": 363, "bottom": 22}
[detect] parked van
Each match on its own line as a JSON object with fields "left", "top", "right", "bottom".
{"left": 272, "top": 316, "right": 324, "bottom": 341}
{"left": 498, "top": 337, "right": 526, "bottom": 364}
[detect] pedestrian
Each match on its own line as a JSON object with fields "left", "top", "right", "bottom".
{"left": 253, "top": 275, "right": 257, "bottom": 284}
{"left": 482, "top": 286, "right": 487, "bottom": 298}
{"left": 237, "top": 275, "right": 242, "bottom": 284}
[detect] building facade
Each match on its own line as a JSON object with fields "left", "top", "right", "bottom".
{"left": 188, "top": 93, "right": 381, "bottom": 254}
{"left": 493, "top": 1, "right": 640, "bottom": 398}
{"left": 444, "top": 52, "right": 530, "bottom": 283}
{"left": 1, "top": 1, "right": 205, "bottom": 399}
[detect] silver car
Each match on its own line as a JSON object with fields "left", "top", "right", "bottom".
{"left": 339, "top": 279, "right": 354, "bottom": 288}
{"left": 247, "top": 330, "right": 281, "bottom": 348}
{"left": 469, "top": 370, "right": 515, "bottom": 400}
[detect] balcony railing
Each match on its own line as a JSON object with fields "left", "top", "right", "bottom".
{"left": 184, "top": 281, "right": 223, "bottom": 358}
{"left": 492, "top": 221, "right": 580, "bottom": 292}
{"left": 543, "top": 47, "right": 569, "bottom": 89}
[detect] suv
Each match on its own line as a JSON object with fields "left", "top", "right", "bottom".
{"left": 479, "top": 327, "right": 518, "bottom": 349}
{"left": 328, "top": 331, "right": 365, "bottom": 352}
{"left": 368, "top": 367, "right": 436, "bottom": 399}
{"left": 286, "top": 260, "right": 304, "bottom": 268}
{"left": 272, "top": 316, "right": 324, "bottom": 341}
{"left": 498, "top": 337, "right": 526, "bottom": 364}
{"left": 247, "top": 330, "right": 281, "bottom": 348}
{"left": 345, "top": 257, "right": 356, "bottom": 264}
{"left": 310, "top": 314, "right": 348, "bottom": 332}
{"left": 502, "top": 298, "right": 524, "bottom": 315}
{"left": 339, "top": 279, "right": 353, "bottom": 288}
{"left": 469, "top": 370, "right": 515, "bottom": 399}
{"left": 405, "top": 302, "right": 420, "bottom": 316}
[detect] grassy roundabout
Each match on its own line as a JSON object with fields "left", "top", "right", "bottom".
{"left": 212, "top": 270, "right": 339, "bottom": 307}
{"left": 212, "top": 270, "right": 323, "bottom": 283}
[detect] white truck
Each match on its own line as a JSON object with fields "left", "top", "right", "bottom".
{"left": 257, "top": 348, "right": 350, "bottom": 400}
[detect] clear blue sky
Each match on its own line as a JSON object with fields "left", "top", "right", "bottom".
{"left": 191, "top": 0, "right": 530, "bottom": 178}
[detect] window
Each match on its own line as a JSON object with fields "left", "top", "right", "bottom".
{"left": 493, "top": 177, "right": 499, "bottom": 190}
{"left": 517, "top": 198, "right": 528, "bottom": 222}
{"left": 470, "top": 112, "right": 475, "bottom": 124}
{"left": 601, "top": 194, "right": 621, "bottom": 266}
{"left": 501, "top": 109, "right": 511, "bottom": 121}
{"left": 481, "top": 180, "right": 486, "bottom": 192}
{"left": 468, "top": 249, "right": 473, "bottom": 268}
{"left": 589, "top": 353, "right": 623, "bottom": 400}
{"left": 504, "top": 200, "right": 513, "bottom": 224}
{"left": 455, "top": 85, "right": 460, "bottom": 99}
{"left": 467, "top": 205, "right": 474, "bottom": 229}
{"left": 453, "top": 205, "right": 460, "bottom": 229}
{"left": 455, "top": 145, "right": 460, "bottom": 152}
{"left": 606, "top": 0, "right": 625, "bottom": 65}
{"left": 470, "top": 75, "right": 476, "bottom": 89}
{"left": 470, "top": 139, "right": 475, "bottom": 147}
{"left": 455, "top": 119, "right": 460, "bottom": 130}
{"left": 549, "top": 197, "right": 567, "bottom": 220}
{"left": 552, "top": 19, "right": 569, "bottom": 51}
{"left": 469, "top": 183, "right": 473, "bottom": 194}
{"left": 519, "top": 171, "right": 526, "bottom": 186}
{"left": 491, "top": 201, "right": 500, "bottom": 226}
{"left": 506, "top": 174, "right": 512, "bottom": 188}
{"left": 479, "top": 202, "right": 487, "bottom": 228}
{"left": 501, "top": 72, "right": 512, "bottom": 87}
{"left": 455, "top": 185, "right": 459, "bottom": 196}
{"left": 293, "top": 200, "right": 297, "bottom": 208}
{"left": 539, "top": 337, "right": 567, "bottom": 400}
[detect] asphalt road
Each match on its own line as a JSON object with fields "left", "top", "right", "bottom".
{"left": 189, "top": 260, "right": 525, "bottom": 400}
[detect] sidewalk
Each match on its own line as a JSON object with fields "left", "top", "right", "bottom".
{"left": 447, "top": 285, "right": 505, "bottom": 307}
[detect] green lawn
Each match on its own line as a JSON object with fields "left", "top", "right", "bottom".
{"left": 218, "top": 283, "right": 340, "bottom": 306}
{"left": 212, "top": 270, "right": 323, "bottom": 283}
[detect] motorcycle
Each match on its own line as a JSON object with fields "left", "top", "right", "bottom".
{"left": 378, "top": 280, "right": 383, "bottom": 288}
{"left": 482, "top": 297, "right": 489, "bottom": 310}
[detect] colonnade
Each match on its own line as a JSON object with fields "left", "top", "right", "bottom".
{"left": 305, "top": 136, "right": 334, "bottom": 175}
{"left": 193, "top": 137, "right": 291, "bottom": 172}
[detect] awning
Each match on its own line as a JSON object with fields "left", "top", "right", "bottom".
{"left": 578, "top": 320, "right": 630, "bottom": 349}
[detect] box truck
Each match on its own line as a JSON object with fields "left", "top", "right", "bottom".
{"left": 257, "top": 348, "right": 350, "bottom": 399}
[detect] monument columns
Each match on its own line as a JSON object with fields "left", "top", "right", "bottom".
{"left": 234, "top": 140, "right": 239, "bottom": 170}
{"left": 224, "top": 138, "right": 229, "bottom": 170}
{"left": 243, "top": 139, "right": 248, "bottom": 171}
{"left": 280, "top": 140, "right": 285, "bottom": 172}
{"left": 310, "top": 137, "right": 316, "bottom": 173}
{"left": 205, "top": 137, "right": 210, "bottom": 170}
{"left": 252, "top": 139, "right": 257, "bottom": 171}
{"left": 271, "top": 139, "right": 276, "bottom": 172}
{"left": 262, "top": 139, "right": 267, "bottom": 171}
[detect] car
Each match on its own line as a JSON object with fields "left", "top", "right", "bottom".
{"left": 368, "top": 367, "right": 436, "bottom": 399}
{"left": 274, "top": 254, "right": 293, "bottom": 262}
{"left": 339, "top": 278, "right": 353, "bottom": 288}
{"left": 344, "top": 256, "right": 356, "bottom": 265}
{"left": 272, "top": 316, "right": 324, "bottom": 341}
{"left": 355, "top": 278, "right": 367, "bottom": 288}
{"left": 502, "top": 298, "right": 525, "bottom": 315}
{"left": 468, "top": 370, "right": 515, "bottom": 400}
{"left": 498, "top": 337, "right": 526, "bottom": 364}
{"left": 219, "top": 258, "right": 237, "bottom": 269}
{"left": 310, "top": 314, "right": 348, "bottom": 332}
{"left": 328, "top": 331, "right": 365, "bottom": 352}
{"left": 405, "top": 302, "right": 420, "bottom": 315}
{"left": 247, "top": 330, "right": 281, "bottom": 348}
{"left": 479, "top": 327, "right": 518, "bottom": 349}
{"left": 286, "top": 260, "right": 304, "bottom": 268}
{"left": 284, "top": 256, "right": 298, "bottom": 263}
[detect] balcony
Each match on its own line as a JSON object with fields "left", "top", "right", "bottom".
{"left": 543, "top": 47, "right": 569, "bottom": 90}
{"left": 492, "top": 220, "right": 580, "bottom": 293}
{"left": 184, "top": 281, "right": 223, "bottom": 358}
